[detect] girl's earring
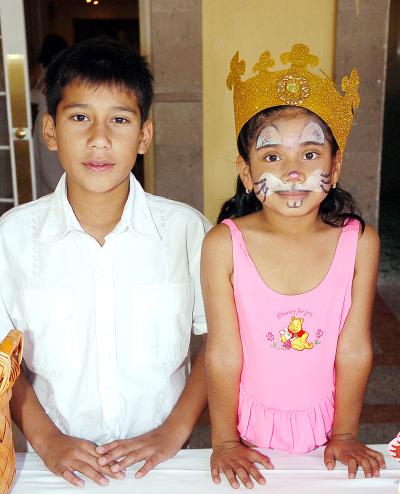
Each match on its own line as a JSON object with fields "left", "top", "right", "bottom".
{"left": 245, "top": 188, "right": 252, "bottom": 194}
{"left": 332, "top": 183, "right": 337, "bottom": 189}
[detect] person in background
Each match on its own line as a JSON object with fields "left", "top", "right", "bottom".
{"left": 30, "top": 34, "right": 67, "bottom": 196}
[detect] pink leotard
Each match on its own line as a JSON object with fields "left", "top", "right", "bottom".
{"left": 222, "top": 218, "right": 359, "bottom": 453}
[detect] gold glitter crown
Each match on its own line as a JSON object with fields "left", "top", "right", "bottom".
{"left": 226, "top": 44, "right": 360, "bottom": 151}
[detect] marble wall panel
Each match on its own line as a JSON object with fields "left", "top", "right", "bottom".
{"left": 150, "top": 0, "right": 203, "bottom": 211}
{"left": 335, "top": 0, "right": 390, "bottom": 227}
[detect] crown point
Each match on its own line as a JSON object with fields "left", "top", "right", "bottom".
{"left": 341, "top": 68, "right": 360, "bottom": 110}
{"left": 280, "top": 44, "right": 319, "bottom": 70}
{"left": 252, "top": 51, "right": 275, "bottom": 74}
{"left": 226, "top": 51, "right": 246, "bottom": 90}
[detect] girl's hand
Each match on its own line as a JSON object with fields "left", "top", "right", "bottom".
{"left": 210, "top": 441, "right": 273, "bottom": 489}
{"left": 324, "top": 436, "right": 386, "bottom": 479}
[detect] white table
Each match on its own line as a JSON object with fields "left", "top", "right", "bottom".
{"left": 12, "top": 445, "right": 400, "bottom": 493}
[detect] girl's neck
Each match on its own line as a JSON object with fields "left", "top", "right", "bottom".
{"left": 66, "top": 178, "right": 129, "bottom": 245}
{"left": 259, "top": 207, "right": 323, "bottom": 235}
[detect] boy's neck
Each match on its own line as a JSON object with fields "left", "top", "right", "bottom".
{"left": 66, "top": 178, "right": 130, "bottom": 246}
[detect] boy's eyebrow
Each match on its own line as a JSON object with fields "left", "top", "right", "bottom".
{"left": 111, "top": 105, "right": 138, "bottom": 114}
{"left": 62, "top": 103, "right": 138, "bottom": 113}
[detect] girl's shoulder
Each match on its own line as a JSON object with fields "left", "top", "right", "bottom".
{"left": 206, "top": 212, "right": 261, "bottom": 242}
{"left": 202, "top": 223, "right": 236, "bottom": 275}
{"left": 357, "top": 222, "right": 379, "bottom": 243}
{"left": 203, "top": 222, "right": 234, "bottom": 255}
{"left": 356, "top": 222, "right": 380, "bottom": 257}
{"left": 341, "top": 218, "right": 378, "bottom": 244}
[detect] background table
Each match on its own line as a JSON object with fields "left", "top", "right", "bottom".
{"left": 12, "top": 445, "right": 400, "bottom": 493}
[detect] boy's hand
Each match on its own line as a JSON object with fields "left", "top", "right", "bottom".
{"left": 96, "top": 423, "right": 186, "bottom": 478}
{"left": 210, "top": 441, "right": 273, "bottom": 489}
{"left": 324, "top": 436, "right": 386, "bottom": 479}
{"left": 39, "top": 431, "right": 126, "bottom": 487}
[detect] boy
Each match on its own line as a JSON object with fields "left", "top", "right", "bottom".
{"left": 0, "top": 38, "right": 210, "bottom": 487}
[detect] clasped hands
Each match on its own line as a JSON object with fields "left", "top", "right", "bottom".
{"left": 40, "top": 423, "right": 186, "bottom": 487}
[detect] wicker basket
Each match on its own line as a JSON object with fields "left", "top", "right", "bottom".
{"left": 0, "top": 330, "right": 23, "bottom": 494}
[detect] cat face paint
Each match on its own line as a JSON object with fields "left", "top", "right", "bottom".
{"left": 256, "top": 126, "right": 282, "bottom": 149}
{"left": 253, "top": 119, "right": 332, "bottom": 208}
{"left": 299, "top": 121, "right": 325, "bottom": 146}
{"left": 256, "top": 121, "right": 325, "bottom": 151}
{"left": 254, "top": 169, "right": 332, "bottom": 204}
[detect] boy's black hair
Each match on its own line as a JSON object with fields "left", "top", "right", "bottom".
{"left": 45, "top": 37, "right": 154, "bottom": 125}
{"left": 217, "top": 106, "right": 365, "bottom": 231}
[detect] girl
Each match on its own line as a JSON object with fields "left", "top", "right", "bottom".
{"left": 201, "top": 45, "right": 386, "bottom": 489}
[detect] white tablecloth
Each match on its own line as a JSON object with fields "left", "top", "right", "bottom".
{"left": 12, "top": 445, "right": 400, "bottom": 493}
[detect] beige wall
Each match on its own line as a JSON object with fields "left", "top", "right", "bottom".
{"left": 202, "top": 0, "right": 336, "bottom": 222}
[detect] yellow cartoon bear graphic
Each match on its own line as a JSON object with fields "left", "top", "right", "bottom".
{"left": 280, "top": 316, "right": 314, "bottom": 351}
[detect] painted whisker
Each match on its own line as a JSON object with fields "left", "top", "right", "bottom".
{"left": 254, "top": 178, "right": 269, "bottom": 202}
{"left": 320, "top": 183, "right": 330, "bottom": 193}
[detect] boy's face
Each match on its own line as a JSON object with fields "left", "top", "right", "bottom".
{"left": 43, "top": 81, "right": 152, "bottom": 196}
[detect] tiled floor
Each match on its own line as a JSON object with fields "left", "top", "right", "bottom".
{"left": 365, "top": 197, "right": 400, "bottom": 444}
{"left": 359, "top": 294, "right": 400, "bottom": 444}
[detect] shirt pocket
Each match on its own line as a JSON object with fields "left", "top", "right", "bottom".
{"left": 131, "top": 282, "right": 194, "bottom": 365}
{"left": 10, "top": 289, "right": 80, "bottom": 371}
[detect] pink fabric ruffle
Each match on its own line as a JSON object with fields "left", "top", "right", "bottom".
{"left": 238, "top": 385, "right": 334, "bottom": 454}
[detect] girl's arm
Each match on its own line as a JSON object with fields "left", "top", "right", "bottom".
{"left": 325, "top": 223, "right": 386, "bottom": 478}
{"left": 201, "top": 224, "right": 273, "bottom": 489}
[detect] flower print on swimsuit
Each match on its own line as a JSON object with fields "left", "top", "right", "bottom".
{"left": 267, "top": 316, "right": 324, "bottom": 351}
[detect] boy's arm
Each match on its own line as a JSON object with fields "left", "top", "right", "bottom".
{"left": 11, "top": 368, "right": 124, "bottom": 486}
{"left": 324, "top": 224, "right": 386, "bottom": 478}
{"left": 96, "top": 332, "right": 208, "bottom": 476}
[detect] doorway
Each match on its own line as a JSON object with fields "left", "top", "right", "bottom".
{"left": 23, "top": 0, "right": 143, "bottom": 197}
{"left": 379, "top": 0, "right": 400, "bottom": 319}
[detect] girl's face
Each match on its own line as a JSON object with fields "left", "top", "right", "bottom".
{"left": 239, "top": 112, "right": 341, "bottom": 217}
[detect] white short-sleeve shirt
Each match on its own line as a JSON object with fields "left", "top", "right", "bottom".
{"left": 0, "top": 173, "right": 211, "bottom": 445}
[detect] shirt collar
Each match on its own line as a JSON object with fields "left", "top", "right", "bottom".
{"left": 116, "top": 174, "right": 161, "bottom": 239}
{"left": 38, "top": 173, "right": 161, "bottom": 242}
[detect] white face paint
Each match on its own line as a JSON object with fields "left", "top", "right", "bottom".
{"left": 256, "top": 120, "right": 325, "bottom": 151}
{"left": 253, "top": 118, "right": 332, "bottom": 207}
{"left": 254, "top": 169, "right": 332, "bottom": 203}
{"left": 256, "top": 126, "right": 281, "bottom": 149}
{"left": 299, "top": 121, "right": 325, "bottom": 146}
